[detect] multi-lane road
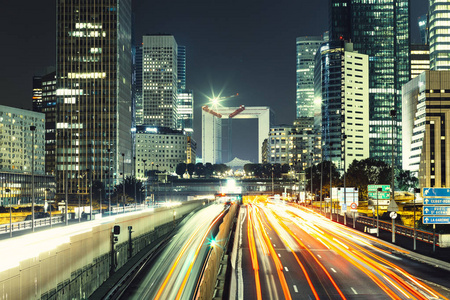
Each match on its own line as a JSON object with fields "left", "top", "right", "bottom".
{"left": 124, "top": 203, "right": 225, "bottom": 299}
{"left": 236, "top": 200, "right": 450, "bottom": 299}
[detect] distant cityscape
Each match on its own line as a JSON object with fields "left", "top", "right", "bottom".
{"left": 1, "top": 1, "right": 449, "bottom": 205}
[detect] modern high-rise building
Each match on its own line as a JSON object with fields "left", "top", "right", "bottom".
{"left": 402, "top": 71, "right": 450, "bottom": 187}
{"left": 141, "top": 34, "right": 178, "bottom": 128}
{"left": 315, "top": 41, "right": 370, "bottom": 172}
{"left": 176, "top": 45, "right": 194, "bottom": 134}
{"left": 418, "top": 14, "right": 428, "bottom": 45}
{"left": 56, "top": 0, "right": 133, "bottom": 197}
{"left": 429, "top": 0, "right": 450, "bottom": 70}
{"left": 33, "top": 72, "right": 57, "bottom": 175}
{"left": 329, "top": 0, "right": 410, "bottom": 168}
{"left": 267, "top": 126, "right": 291, "bottom": 165}
{"left": 410, "top": 44, "right": 430, "bottom": 79}
{"left": 296, "top": 36, "right": 324, "bottom": 119}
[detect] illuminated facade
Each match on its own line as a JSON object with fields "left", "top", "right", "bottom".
{"left": 410, "top": 44, "right": 430, "bottom": 79}
{"left": 267, "top": 126, "right": 291, "bottom": 165}
{"left": 315, "top": 41, "right": 369, "bottom": 172}
{"left": 429, "top": 0, "right": 450, "bottom": 70}
{"left": 0, "top": 105, "right": 45, "bottom": 175}
{"left": 402, "top": 71, "right": 450, "bottom": 188}
{"left": 134, "top": 126, "right": 187, "bottom": 178}
{"left": 141, "top": 35, "right": 178, "bottom": 129}
{"left": 56, "top": 0, "right": 133, "bottom": 197}
{"left": 33, "top": 72, "right": 57, "bottom": 175}
{"left": 296, "top": 36, "right": 324, "bottom": 118}
{"left": 330, "top": 0, "right": 410, "bottom": 168}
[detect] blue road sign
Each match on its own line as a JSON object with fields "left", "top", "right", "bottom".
{"left": 423, "top": 188, "right": 450, "bottom": 197}
{"left": 423, "top": 198, "right": 450, "bottom": 205}
{"left": 423, "top": 206, "right": 450, "bottom": 215}
{"left": 422, "top": 216, "right": 450, "bottom": 224}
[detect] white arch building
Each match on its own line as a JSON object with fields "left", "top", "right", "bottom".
{"left": 202, "top": 105, "right": 272, "bottom": 164}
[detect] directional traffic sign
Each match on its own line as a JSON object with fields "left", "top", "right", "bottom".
{"left": 423, "top": 198, "right": 450, "bottom": 205}
{"left": 423, "top": 216, "right": 450, "bottom": 224}
{"left": 368, "top": 185, "right": 391, "bottom": 192}
{"left": 368, "top": 191, "right": 390, "bottom": 200}
{"left": 423, "top": 188, "right": 450, "bottom": 197}
{"left": 423, "top": 206, "right": 450, "bottom": 215}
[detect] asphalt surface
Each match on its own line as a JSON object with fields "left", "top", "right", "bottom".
{"left": 237, "top": 202, "right": 450, "bottom": 300}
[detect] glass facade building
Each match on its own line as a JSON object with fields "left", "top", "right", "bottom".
{"left": 56, "top": 0, "right": 133, "bottom": 198}
{"left": 141, "top": 34, "right": 178, "bottom": 129}
{"left": 296, "top": 36, "right": 324, "bottom": 118}
{"left": 429, "top": 0, "right": 450, "bottom": 70}
{"left": 329, "top": 0, "right": 410, "bottom": 168}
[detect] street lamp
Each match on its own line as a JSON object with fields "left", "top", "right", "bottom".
{"left": 320, "top": 147, "right": 323, "bottom": 214}
{"left": 377, "top": 187, "right": 382, "bottom": 237}
{"left": 30, "top": 125, "right": 36, "bottom": 232}
{"left": 107, "top": 148, "right": 112, "bottom": 215}
{"left": 133, "top": 156, "right": 137, "bottom": 210}
{"left": 122, "top": 153, "right": 125, "bottom": 214}
{"left": 413, "top": 187, "right": 420, "bottom": 250}
{"left": 45, "top": 188, "right": 51, "bottom": 228}
{"left": 310, "top": 153, "right": 313, "bottom": 207}
{"left": 390, "top": 109, "right": 396, "bottom": 212}
{"left": 5, "top": 188, "right": 11, "bottom": 237}
{"left": 271, "top": 165, "right": 274, "bottom": 195}
{"left": 88, "top": 168, "right": 92, "bottom": 220}
{"left": 142, "top": 159, "right": 147, "bottom": 206}
{"left": 342, "top": 134, "right": 347, "bottom": 226}
{"left": 329, "top": 142, "right": 333, "bottom": 220}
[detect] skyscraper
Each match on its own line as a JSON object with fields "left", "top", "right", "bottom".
{"left": 141, "top": 34, "right": 178, "bottom": 128}
{"left": 418, "top": 14, "right": 428, "bottom": 45}
{"left": 410, "top": 44, "right": 430, "bottom": 79}
{"left": 329, "top": 0, "right": 410, "bottom": 167}
{"left": 296, "top": 36, "right": 324, "bottom": 119}
{"left": 176, "top": 45, "right": 194, "bottom": 134}
{"left": 315, "top": 41, "right": 369, "bottom": 172}
{"left": 429, "top": 0, "right": 450, "bottom": 70}
{"left": 56, "top": 0, "right": 132, "bottom": 196}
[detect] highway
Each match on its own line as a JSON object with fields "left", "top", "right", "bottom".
{"left": 124, "top": 203, "right": 225, "bottom": 300}
{"left": 238, "top": 200, "right": 450, "bottom": 299}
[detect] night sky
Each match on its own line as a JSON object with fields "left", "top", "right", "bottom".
{"left": 0, "top": 0, "right": 428, "bottom": 162}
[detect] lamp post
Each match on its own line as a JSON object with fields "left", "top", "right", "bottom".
{"left": 99, "top": 188, "right": 102, "bottom": 216}
{"left": 377, "top": 187, "right": 381, "bottom": 237}
{"left": 30, "top": 125, "right": 36, "bottom": 232}
{"left": 46, "top": 188, "right": 51, "bottom": 228}
{"left": 107, "top": 148, "right": 112, "bottom": 215}
{"left": 5, "top": 188, "right": 11, "bottom": 237}
{"left": 343, "top": 134, "right": 347, "bottom": 226}
{"left": 329, "top": 142, "right": 333, "bottom": 220}
{"left": 310, "top": 153, "right": 313, "bottom": 207}
{"left": 133, "top": 156, "right": 137, "bottom": 210}
{"left": 390, "top": 110, "right": 396, "bottom": 200}
{"left": 413, "top": 187, "right": 420, "bottom": 250}
{"left": 271, "top": 166, "right": 274, "bottom": 195}
{"left": 89, "top": 169, "right": 93, "bottom": 220}
{"left": 142, "top": 159, "right": 147, "bottom": 206}
{"left": 78, "top": 189, "right": 81, "bottom": 223}
{"left": 320, "top": 147, "right": 323, "bottom": 214}
{"left": 122, "top": 153, "right": 125, "bottom": 214}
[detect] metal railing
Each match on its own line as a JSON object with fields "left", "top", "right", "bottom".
{"left": 0, "top": 216, "right": 64, "bottom": 235}
{"left": 357, "top": 216, "right": 438, "bottom": 245}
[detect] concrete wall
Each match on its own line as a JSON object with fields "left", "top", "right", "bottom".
{"left": 0, "top": 201, "right": 202, "bottom": 300}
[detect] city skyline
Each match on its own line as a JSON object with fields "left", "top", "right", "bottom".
{"left": 0, "top": 0, "right": 427, "bottom": 162}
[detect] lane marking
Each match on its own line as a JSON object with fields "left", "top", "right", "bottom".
{"left": 273, "top": 244, "right": 276, "bottom": 247}
{"left": 351, "top": 287, "right": 358, "bottom": 294}
{"left": 330, "top": 268, "right": 337, "bottom": 273}
{"left": 278, "top": 253, "right": 281, "bottom": 258}
{"left": 317, "top": 254, "right": 322, "bottom": 258}
{"left": 293, "top": 285, "right": 298, "bottom": 293}
{"left": 284, "top": 267, "right": 289, "bottom": 272}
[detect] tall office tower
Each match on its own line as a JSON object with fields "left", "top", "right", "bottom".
{"left": 296, "top": 36, "right": 324, "bottom": 119}
{"left": 56, "top": 0, "right": 132, "bottom": 197}
{"left": 134, "top": 45, "right": 143, "bottom": 126}
{"left": 402, "top": 71, "right": 450, "bottom": 187}
{"left": 33, "top": 72, "right": 57, "bottom": 175}
{"left": 429, "top": 0, "right": 450, "bottom": 70}
{"left": 176, "top": 45, "right": 194, "bottom": 134}
{"left": 410, "top": 44, "right": 430, "bottom": 79}
{"left": 418, "top": 14, "right": 428, "bottom": 45}
{"left": 315, "top": 41, "right": 369, "bottom": 172}
{"left": 142, "top": 34, "right": 178, "bottom": 128}
{"left": 329, "top": 0, "right": 410, "bottom": 168}
{"left": 267, "top": 126, "right": 291, "bottom": 165}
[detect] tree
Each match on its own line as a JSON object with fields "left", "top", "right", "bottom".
{"left": 305, "top": 160, "right": 340, "bottom": 198}
{"left": 281, "top": 164, "right": 290, "bottom": 174}
{"left": 204, "top": 162, "right": 214, "bottom": 178}
{"left": 273, "top": 163, "right": 282, "bottom": 178}
{"left": 113, "top": 176, "right": 144, "bottom": 205}
{"left": 194, "top": 163, "right": 205, "bottom": 177}
{"left": 187, "top": 163, "right": 195, "bottom": 178}
{"left": 345, "top": 158, "right": 391, "bottom": 200}
{"left": 396, "top": 170, "right": 418, "bottom": 192}
{"left": 176, "top": 163, "right": 187, "bottom": 178}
